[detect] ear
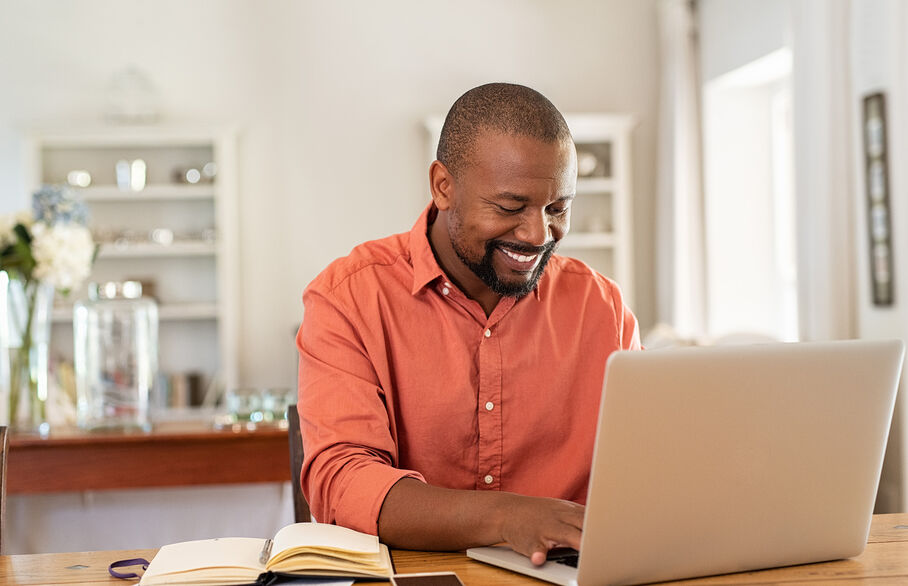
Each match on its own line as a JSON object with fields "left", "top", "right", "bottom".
{"left": 428, "top": 160, "right": 455, "bottom": 211}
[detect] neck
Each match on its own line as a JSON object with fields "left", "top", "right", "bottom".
{"left": 428, "top": 211, "right": 500, "bottom": 317}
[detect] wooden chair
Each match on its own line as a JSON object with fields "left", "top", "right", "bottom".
{"left": 287, "top": 405, "right": 311, "bottom": 522}
{"left": 0, "top": 426, "right": 8, "bottom": 554}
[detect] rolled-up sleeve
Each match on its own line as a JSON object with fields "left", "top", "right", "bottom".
{"left": 297, "top": 282, "right": 424, "bottom": 534}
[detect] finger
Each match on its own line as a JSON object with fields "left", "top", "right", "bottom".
{"left": 556, "top": 523, "right": 583, "bottom": 551}
{"left": 562, "top": 503, "right": 585, "bottom": 530}
{"left": 530, "top": 550, "right": 548, "bottom": 566}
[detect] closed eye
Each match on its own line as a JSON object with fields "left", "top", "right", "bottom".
{"left": 497, "top": 203, "right": 524, "bottom": 214}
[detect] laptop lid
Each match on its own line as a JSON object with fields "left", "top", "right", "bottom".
{"left": 578, "top": 338, "right": 903, "bottom": 585}
{"left": 467, "top": 339, "right": 903, "bottom": 586}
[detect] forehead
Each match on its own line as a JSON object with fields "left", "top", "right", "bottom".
{"left": 462, "top": 130, "right": 577, "bottom": 192}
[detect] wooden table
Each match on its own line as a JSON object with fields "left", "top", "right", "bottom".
{"left": 7, "top": 421, "right": 290, "bottom": 494}
{"left": 2, "top": 514, "right": 906, "bottom": 585}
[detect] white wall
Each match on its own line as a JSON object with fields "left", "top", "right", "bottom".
{"left": 0, "top": 0, "right": 660, "bottom": 390}
{"left": 698, "top": 0, "right": 791, "bottom": 82}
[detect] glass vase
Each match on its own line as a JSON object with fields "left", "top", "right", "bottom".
{"left": 0, "top": 271, "right": 55, "bottom": 436}
{"left": 74, "top": 281, "right": 158, "bottom": 431}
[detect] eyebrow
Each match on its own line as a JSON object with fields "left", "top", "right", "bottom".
{"left": 495, "top": 192, "right": 576, "bottom": 202}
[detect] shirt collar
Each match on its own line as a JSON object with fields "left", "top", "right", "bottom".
{"left": 409, "top": 203, "right": 446, "bottom": 295}
{"left": 408, "top": 201, "right": 544, "bottom": 302}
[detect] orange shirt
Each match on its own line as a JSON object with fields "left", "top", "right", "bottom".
{"left": 297, "top": 204, "right": 641, "bottom": 534}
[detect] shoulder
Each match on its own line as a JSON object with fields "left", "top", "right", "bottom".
{"left": 307, "top": 231, "right": 411, "bottom": 296}
{"left": 542, "top": 254, "right": 629, "bottom": 306}
{"left": 539, "top": 254, "right": 627, "bottom": 315}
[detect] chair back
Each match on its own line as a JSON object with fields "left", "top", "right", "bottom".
{"left": 0, "top": 426, "right": 8, "bottom": 554}
{"left": 287, "top": 405, "right": 311, "bottom": 522}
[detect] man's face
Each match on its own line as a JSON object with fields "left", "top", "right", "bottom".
{"left": 442, "top": 131, "right": 577, "bottom": 298}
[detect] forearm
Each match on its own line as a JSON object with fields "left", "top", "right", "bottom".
{"left": 377, "top": 478, "right": 512, "bottom": 551}
{"left": 377, "top": 477, "right": 584, "bottom": 564}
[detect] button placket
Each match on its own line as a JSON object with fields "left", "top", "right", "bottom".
{"left": 477, "top": 321, "right": 502, "bottom": 490}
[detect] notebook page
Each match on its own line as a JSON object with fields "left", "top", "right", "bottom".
{"left": 142, "top": 537, "right": 265, "bottom": 579}
{"left": 272, "top": 523, "right": 380, "bottom": 558}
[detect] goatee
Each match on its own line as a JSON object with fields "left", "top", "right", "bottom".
{"left": 452, "top": 238, "right": 556, "bottom": 297}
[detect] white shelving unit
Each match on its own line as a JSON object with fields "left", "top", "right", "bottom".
{"left": 24, "top": 126, "right": 240, "bottom": 401}
{"left": 423, "top": 113, "right": 636, "bottom": 306}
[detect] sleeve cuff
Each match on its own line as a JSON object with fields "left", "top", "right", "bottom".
{"left": 335, "top": 462, "right": 425, "bottom": 535}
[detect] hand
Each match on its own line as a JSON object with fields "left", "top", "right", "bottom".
{"left": 497, "top": 494, "right": 584, "bottom": 566}
{"left": 377, "top": 479, "right": 583, "bottom": 565}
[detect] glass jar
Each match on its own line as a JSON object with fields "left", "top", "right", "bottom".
{"left": 74, "top": 281, "right": 158, "bottom": 431}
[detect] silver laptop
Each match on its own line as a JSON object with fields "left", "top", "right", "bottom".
{"left": 467, "top": 339, "right": 904, "bottom": 586}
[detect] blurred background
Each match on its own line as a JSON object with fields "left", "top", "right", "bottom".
{"left": 2, "top": 0, "right": 907, "bottom": 553}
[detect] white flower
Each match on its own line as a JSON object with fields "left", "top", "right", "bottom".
{"left": 0, "top": 210, "right": 33, "bottom": 248}
{"left": 15, "top": 209, "right": 34, "bottom": 228}
{"left": 30, "top": 222, "right": 95, "bottom": 292}
{"left": 0, "top": 215, "right": 15, "bottom": 248}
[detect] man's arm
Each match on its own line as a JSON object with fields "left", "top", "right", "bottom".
{"left": 378, "top": 478, "right": 584, "bottom": 566}
{"left": 300, "top": 279, "right": 584, "bottom": 563}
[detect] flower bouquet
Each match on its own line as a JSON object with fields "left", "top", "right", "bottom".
{"left": 0, "top": 186, "right": 96, "bottom": 434}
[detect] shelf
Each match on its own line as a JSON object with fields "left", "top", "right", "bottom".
{"left": 52, "top": 302, "right": 219, "bottom": 323}
{"left": 576, "top": 177, "right": 615, "bottom": 194}
{"left": 97, "top": 241, "right": 217, "bottom": 258}
{"left": 560, "top": 232, "right": 617, "bottom": 249}
{"left": 75, "top": 184, "right": 216, "bottom": 201}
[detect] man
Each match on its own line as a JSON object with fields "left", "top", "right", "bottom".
{"left": 297, "top": 82, "right": 640, "bottom": 565}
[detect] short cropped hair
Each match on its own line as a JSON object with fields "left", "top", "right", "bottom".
{"left": 437, "top": 82, "right": 573, "bottom": 178}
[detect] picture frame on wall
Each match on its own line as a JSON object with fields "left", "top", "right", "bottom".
{"left": 862, "top": 92, "right": 894, "bottom": 307}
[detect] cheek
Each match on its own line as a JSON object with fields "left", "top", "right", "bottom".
{"left": 449, "top": 207, "right": 487, "bottom": 252}
{"left": 552, "top": 211, "right": 571, "bottom": 239}
{"left": 465, "top": 210, "right": 510, "bottom": 242}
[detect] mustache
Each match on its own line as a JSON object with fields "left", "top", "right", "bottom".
{"left": 487, "top": 239, "right": 557, "bottom": 256}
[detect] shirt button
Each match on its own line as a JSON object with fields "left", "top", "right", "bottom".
{"left": 444, "top": 281, "right": 451, "bottom": 288}
{"left": 485, "top": 401, "right": 494, "bottom": 411}
{"left": 442, "top": 287, "right": 450, "bottom": 295}
{"left": 484, "top": 329, "right": 491, "bottom": 338}
{"left": 484, "top": 475, "right": 494, "bottom": 485}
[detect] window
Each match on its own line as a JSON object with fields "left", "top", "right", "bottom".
{"left": 702, "top": 48, "right": 798, "bottom": 341}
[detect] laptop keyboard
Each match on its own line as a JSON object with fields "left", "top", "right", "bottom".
{"left": 546, "top": 548, "right": 579, "bottom": 568}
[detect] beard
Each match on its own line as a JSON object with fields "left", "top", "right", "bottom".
{"left": 450, "top": 233, "right": 557, "bottom": 298}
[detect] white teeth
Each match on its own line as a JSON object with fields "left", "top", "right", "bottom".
{"left": 502, "top": 248, "right": 538, "bottom": 263}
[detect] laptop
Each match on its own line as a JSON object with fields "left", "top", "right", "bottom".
{"left": 467, "top": 339, "right": 904, "bottom": 586}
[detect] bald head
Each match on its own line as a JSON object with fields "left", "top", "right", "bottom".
{"left": 437, "top": 83, "right": 573, "bottom": 178}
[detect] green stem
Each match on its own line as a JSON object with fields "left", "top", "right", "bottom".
{"left": 8, "top": 279, "right": 38, "bottom": 428}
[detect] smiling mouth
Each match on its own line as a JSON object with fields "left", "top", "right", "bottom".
{"left": 501, "top": 248, "right": 539, "bottom": 264}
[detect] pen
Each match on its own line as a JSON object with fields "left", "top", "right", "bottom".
{"left": 259, "top": 539, "right": 273, "bottom": 564}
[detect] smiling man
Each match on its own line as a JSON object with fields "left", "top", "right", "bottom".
{"left": 297, "top": 83, "right": 640, "bottom": 565}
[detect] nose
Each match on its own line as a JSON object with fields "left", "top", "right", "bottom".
{"left": 514, "top": 209, "right": 551, "bottom": 247}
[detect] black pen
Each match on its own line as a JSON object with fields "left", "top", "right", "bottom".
{"left": 259, "top": 539, "right": 273, "bottom": 564}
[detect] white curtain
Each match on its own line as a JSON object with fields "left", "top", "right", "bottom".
{"left": 790, "top": 0, "right": 855, "bottom": 342}
{"left": 655, "top": 0, "right": 706, "bottom": 339}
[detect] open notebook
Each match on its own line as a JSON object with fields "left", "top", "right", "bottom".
{"left": 139, "top": 522, "right": 392, "bottom": 585}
